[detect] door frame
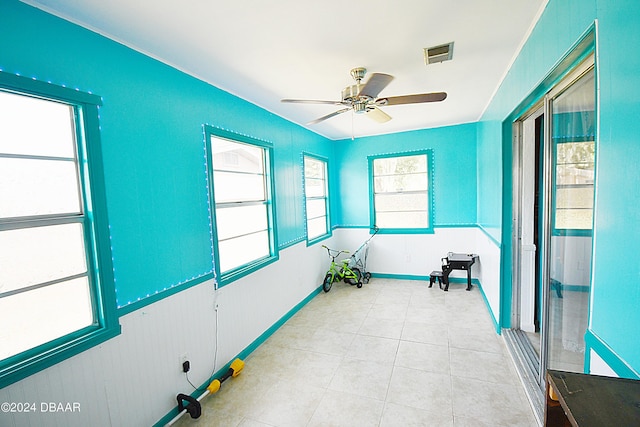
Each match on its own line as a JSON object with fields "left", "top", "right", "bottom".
{"left": 512, "top": 53, "right": 595, "bottom": 364}
{"left": 500, "top": 26, "right": 595, "bottom": 422}
{"left": 512, "top": 105, "right": 544, "bottom": 335}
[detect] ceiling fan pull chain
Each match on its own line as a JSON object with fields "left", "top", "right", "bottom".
{"left": 352, "top": 110, "right": 355, "bottom": 141}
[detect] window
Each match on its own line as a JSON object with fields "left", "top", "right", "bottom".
{"left": 0, "top": 73, "right": 119, "bottom": 388}
{"left": 369, "top": 151, "right": 433, "bottom": 233}
{"left": 553, "top": 141, "right": 595, "bottom": 231}
{"left": 303, "top": 155, "right": 330, "bottom": 242}
{"left": 205, "top": 127, "right": 277, "bottom": 285}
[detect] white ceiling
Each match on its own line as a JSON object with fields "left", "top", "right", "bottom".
{"left": 24, "top": 0, "right": 547, "bottom": 140}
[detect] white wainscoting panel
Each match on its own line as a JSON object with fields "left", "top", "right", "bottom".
{"left": 333, "top": 227, "right": 501, "bottom": 328}
{"left": 589, "top": 350, "right": 619, "bottom": 377}
{"left": 0, "top": 240, "right": 332, "bottom": 426}
{"left": 473, "top": 228, "right": 502, "bottom": 329}
{"left": 333, "top": 227, "right": 482, "bottom": 278}
{"left": 212, "top": 239, "right": 332, "bottom": 367}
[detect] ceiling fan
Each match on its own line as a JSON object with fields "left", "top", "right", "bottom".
{"left": 281, "top": 67, "right": 447, "bottom": 125}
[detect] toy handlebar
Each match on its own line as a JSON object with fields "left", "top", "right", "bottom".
{"left": 321, "top": 245, "right": 350, "bottom": 259}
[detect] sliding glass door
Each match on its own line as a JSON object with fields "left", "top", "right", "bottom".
{"left": 509, "top": 57, "right": 595, "bottom": 405}
{"left": 546, "top": 68, "right": 595, "bottom": 372}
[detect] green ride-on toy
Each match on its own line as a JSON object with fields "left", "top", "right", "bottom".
{"left": 321, "top": 245, "right": 362, "bottom": 292}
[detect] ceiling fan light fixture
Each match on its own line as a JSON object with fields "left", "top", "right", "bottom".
{"left": 342, "top": 85, "right": 359, "bottom": 102}
{"left": 424, "top": 42, "right": 454, "bottom": 65}
{"left": 353, "top": 102, "right": 368, "bottom": 114}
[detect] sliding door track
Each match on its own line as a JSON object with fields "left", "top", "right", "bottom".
{"left": 503, "top": 329, "right": 544, "bottom": 426}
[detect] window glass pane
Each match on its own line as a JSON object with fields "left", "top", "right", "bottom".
{"left": 376, "top": 211, "right": 429, "bottom": 229}
{"left": 374, "top": 173, "right": 428, "bottom": 193}
{"left": 305, "top": 177, "right": 326, "bottom": 197}
{"left": 372, "top": 153, "right": 431, "bottom": 231}
{"left": 215, "top": 204, "right": 268, "bottom": 241}
{"left": 554, "top": 141, "right": 595, "bottom": 230}
{"left": 556, "top": 163, "right": 594, "bottom": 185}
{"left": 306, "top": 198, "right": 326, "bottom": 219}
{"left": 555, "top": 209, "right": 593, "bottom": 230}
{"left": 0, "top": 277, "right": 93, "bottom": 360}
{"left": 556, "top": 142, "right": 595, "bottom": 165}
{"left": 374, "top": 193, "right": 428, "bottom": 212}
{"left": 552, "top": 72, "right": 595, "bottom": 142}
{"left": 213, "top": 171, "right": 265, "bottom": 203}
{"left": 0, "top": 91, "right": 76, "bottom": 158}
{"left": 373, "top": 155, "right": 427, "bottom": 176}
{"left": 555, "top": 186, "right": 594, "bottom": 229}
{"left": 304, "top": 157, "right": 325, "bottom": 179}
{"left": 218, "top": 231, "right": 269, "bottom": 273}
{"left": 212, "top": 138, "right": 264, "bottom": 174}
{"left": 307, "top": 216, "right": 327, "bottom": 240}
{"left": 209, "top": 133, "right": 275, "bottom": 277}
{"left": 556, "top": 141, "right": 595, "bottom": 185}
{"left": 0, "top": 223, "right": 87, "bottom": 294}
{"left": 556, "top": 187, "right": 594, "bottom": 209}
{"left": 0, "top": 157, "right": 81, "bottom": 218}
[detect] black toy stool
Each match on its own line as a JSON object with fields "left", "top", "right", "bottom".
{"left": 429, "top": 271, "right": 443, "bottom": 289}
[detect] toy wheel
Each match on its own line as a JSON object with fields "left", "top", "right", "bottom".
{"left": 357, "top": 282, "right": 363, "bottom": 288}
{"left": 363, "top": 272, "right": 371, "bottom": 284}
{"left": 347, "top": 268, "right": 362, "bottom": 286}
{"left": 323, "top": 273, "right": 333, "bottom": 293}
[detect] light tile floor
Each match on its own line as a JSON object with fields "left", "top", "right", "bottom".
{"left": 175, "top": 278, "right": 538, "bottom": 427}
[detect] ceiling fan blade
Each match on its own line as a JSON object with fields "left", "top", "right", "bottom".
{"left": 366, "top": 106, "right": 392, "bottom": 123}
{"left": 358, "top": 73, "right": 394, "bottom": 99}
{"left": 307, "top": 107, "right": 351, "bottom": 125}
{"left": 380, "top": 92, "right": 447, "bottom": 106}
{"left": 281, "top": 98, "right": 346, "bottom": 105}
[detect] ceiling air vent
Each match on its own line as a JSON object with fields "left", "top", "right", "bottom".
{"left": 424, "top": 42, "right": 454, "bottom": 65}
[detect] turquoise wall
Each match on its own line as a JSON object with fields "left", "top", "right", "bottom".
{"left": 0, "top": 0, "right": 332, "bottom": 309}
{"left": 476, "top": 120, "right": 502, "bottom": 242}
{"left": 334, "top": 123, "right": 478, "bottom": 227}
{"left": 0, "top": 1, "right": 484, "bottom": 316}
{"left": 588, "top": 1, "right": 640, "bottom": 375}
{"left": 6, "top": 0, "right": 640, "bottom": 377}
{"left": 481, "top": 1, "right": 596, "bottom": 122}
{"left": 480, "top": 0, "right": 640, "bottom": 374}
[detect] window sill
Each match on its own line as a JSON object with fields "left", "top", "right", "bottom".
{"left": 218, "top": 254, "right": 279, "bottom": 287}
{"left": 306, "top": 232, "right": 332, "bottom": 247}
{"left": 0, "top": 323, "right": 121, "bottom": 389}
{"left": 375, "top": 227, "right": 434, "bottom": 234}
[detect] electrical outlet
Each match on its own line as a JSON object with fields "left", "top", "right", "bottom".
{"left": 213, "top": 291, "right": 220, "bottom": 312}
{"left": 179, "top": 353, "right": 189, "bottom": 372}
